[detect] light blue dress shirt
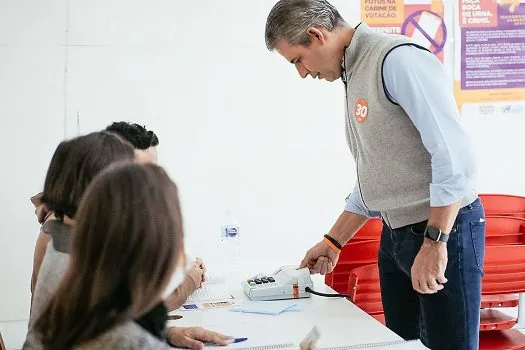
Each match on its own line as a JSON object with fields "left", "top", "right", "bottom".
{"left": 344, "top": 45, "right": 476, "bottom": 218}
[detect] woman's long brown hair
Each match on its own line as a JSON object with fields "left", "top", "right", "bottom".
{"left": 35, "top": 163, "right": 184, "bottom": 349}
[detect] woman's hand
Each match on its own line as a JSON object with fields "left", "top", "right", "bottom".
{"left": 186, "top": 257, "right": 206, "bottom": 289}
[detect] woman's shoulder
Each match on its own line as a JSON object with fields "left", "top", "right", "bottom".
{"left": 41, "top": 219, "right": 72, "bottom": 254}
{"left": 75, "top": 321, "right": 172, "bottom": 350}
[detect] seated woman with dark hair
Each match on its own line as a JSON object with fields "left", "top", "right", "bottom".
{"left": 24, "top": 131, "right": 136, "bottom": 348}
{"left": 31, "top": 122, "right": 207, "bottom": 313}
{"left": 25, "top": 132, "right": 231, "bottom": 350}
{"left": 34, "top": 163, "right": 233, "bottom": 349}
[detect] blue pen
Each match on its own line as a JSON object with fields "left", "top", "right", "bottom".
{"left": 206, "top": 338, "right": 248, "bottom": 346}
{"left": 231, "top": 338, "right": 248, "bottom": 344}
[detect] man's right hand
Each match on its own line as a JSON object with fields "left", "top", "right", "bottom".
{"left": 299, "top": 240, "right": 340, "bottom": 275}
{"left": 299, "top": 211, "right": 368, "bottom": 275}
{"left": 167, "top": 326, "right": 233, "bottom": 350}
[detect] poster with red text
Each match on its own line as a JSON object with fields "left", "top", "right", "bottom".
{"left": 454, "top": 0, "right": 525, "bottom": 112}
{"left": 361, "top": 0, "right": 447, "bottom": 62}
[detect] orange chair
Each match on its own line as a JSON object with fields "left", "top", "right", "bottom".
{"left": 325, "top": 240, "right": 379, "bottom": 294}
{"left": 480, "top": 194, "right": 525, "bottom": 218}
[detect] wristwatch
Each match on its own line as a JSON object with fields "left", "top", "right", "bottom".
{"left": 424, "top": 226, "right": 450, "bottom": 243}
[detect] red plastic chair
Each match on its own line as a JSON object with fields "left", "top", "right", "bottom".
{"left": 481, "top": 216, "right": 525, "bottom": 308}
{"left": 347, "top": 245, "right": 525, "bottom": 349}
{"left": 480, "top": 330, "right": 525, "bottom": 350}
{"left": 486, "top": 216, "right": 525, "bottom": 245}
{"left": 480, "top": 194, "right": 525, "bottom": 313}
{"left": 348, "top": 263, "right": 383, "bottom": 319}
{"left": 480, "top": 194, "right": 525, "bottom": 218}
{"left": 325, "top": 240, "right": 380, "bottom": 294}
{"left": 352, "top": 218, "right": 383, "bottom": 241}
{"left": 478, "top": 245, "right": 525, "bottom": 349}
{"left": 325, "top": 219, "right": 382, "bottom": 292}
{"left": 481, "top": 294, "right": 519, "bottom": 308}
{"left": 482, "top": 244, "right": 525, "bottom": 294}
{"left": 346, "top": 264, "right": 523, "bottom": 331}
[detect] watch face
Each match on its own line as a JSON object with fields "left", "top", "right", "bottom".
{"left": 426, "top": 227, "right": 441, "bottom": 241}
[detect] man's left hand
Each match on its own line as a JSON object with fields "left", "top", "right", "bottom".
{"left": 411, "top": 240, "right": 448, "bottom": 294}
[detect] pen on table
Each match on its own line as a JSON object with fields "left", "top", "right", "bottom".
{"left": 230, "top": 338, "right": 248, "bottom": 344}
{"left": 207, "top": 338, "right": 248, "bottom": 346}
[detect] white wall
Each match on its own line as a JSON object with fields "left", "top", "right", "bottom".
{"left": 62, "top": 0, "right": 362, "bottom": 282}
{"left": 1, "top": 0, "right": 524, "bottom": 348}
{"left": 0, "top": 0, "right": 67, "bottom": 323}
{"left": 0, "top": 0, "right": 360, "bottom": 329}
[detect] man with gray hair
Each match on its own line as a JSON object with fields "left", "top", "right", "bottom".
{"left": 265, "top": 1, "right": 484, "bottom": 349}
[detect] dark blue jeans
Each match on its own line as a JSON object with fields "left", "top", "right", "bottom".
{"left": 378, "top": 198, "right": 485, "bottom": 350}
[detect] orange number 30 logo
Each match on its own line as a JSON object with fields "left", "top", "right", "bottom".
{"left": 354, "top": 98, "right": 369, "bottom": 124}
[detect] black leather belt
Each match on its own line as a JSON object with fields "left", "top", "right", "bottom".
{"left": 410, "top": 220, "right": 428, "bottom": 235}
{"left": 383, "top": 219, "right": 457, "bottom": 235}
{"left": 409, "top": 220, "right": 457, "bottom": 235}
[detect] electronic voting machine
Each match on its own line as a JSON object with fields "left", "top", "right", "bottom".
{"left": 241, "top": 265, "right": 314, "bottom": 301}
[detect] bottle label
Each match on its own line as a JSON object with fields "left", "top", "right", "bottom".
{"left": 222, "top": 225, "right": 239, "bottom": 239}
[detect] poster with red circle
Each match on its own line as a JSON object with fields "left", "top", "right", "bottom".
{"left": 361, "top": 0, "right": 447, "bottom": 62}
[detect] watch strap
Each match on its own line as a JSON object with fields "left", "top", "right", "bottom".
{"left": 425, "top": 226, "right": 450, "bottom": 243}
{"left": 437, "top": 231, "right": 450, "bottom": 243}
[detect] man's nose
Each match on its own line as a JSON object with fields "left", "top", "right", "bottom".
{"left": 295, "top": 63, "right": 309, "bottom": 79}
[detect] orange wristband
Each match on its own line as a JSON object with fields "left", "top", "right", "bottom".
{"left": 323, "top": 237, "right": 341, "bottom": 254}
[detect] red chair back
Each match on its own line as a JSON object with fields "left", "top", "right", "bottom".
{"left": 480, "top": 194, "right": 525, "bottom": 218}
{"left": 483, "top": 245, "right": 525, "bottom": 295}
{"left": 352, "top": 218, "right": 383, "bottom": 241}
{"left": 344, "top": 246, "right": 525, "bottom": 340}
{"left": 486, "top": 216, "right": 525, "bottom": 245}
{"left": 478, "top": 243, "right": 525, "bottom": 345}
{"left": 479, "top": 329, "right": 525, "bottom": 350}
{"left": 325, "top": 240, "right": 380, "bottom": 293}
{"left": 348, "top": 263, "right": 382, "bottom": 315}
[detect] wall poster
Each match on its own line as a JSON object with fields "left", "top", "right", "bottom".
{"left": 454, "top": 0, "right": 525, "bottom": 112}
{"left": 361, "top": 0, "right": 447, "bottom": 62}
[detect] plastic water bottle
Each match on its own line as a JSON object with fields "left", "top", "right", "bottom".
{"left": 221, "top": 211, "right": 241, "bottom": 282}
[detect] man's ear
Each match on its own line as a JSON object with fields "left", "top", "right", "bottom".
{"left": 306, "top": 27, "right": 326, "bottom": 44}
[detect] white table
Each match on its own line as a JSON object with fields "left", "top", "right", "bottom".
{"left": 168, "top": 274, "right": 402, "bottom": 349}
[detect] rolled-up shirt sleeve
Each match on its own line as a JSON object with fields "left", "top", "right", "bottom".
{"left": 345, "top": 184, "right": 382, "bottom": 218}
{"left": 382, "top": 45, "right": 476, "bottom": 207}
